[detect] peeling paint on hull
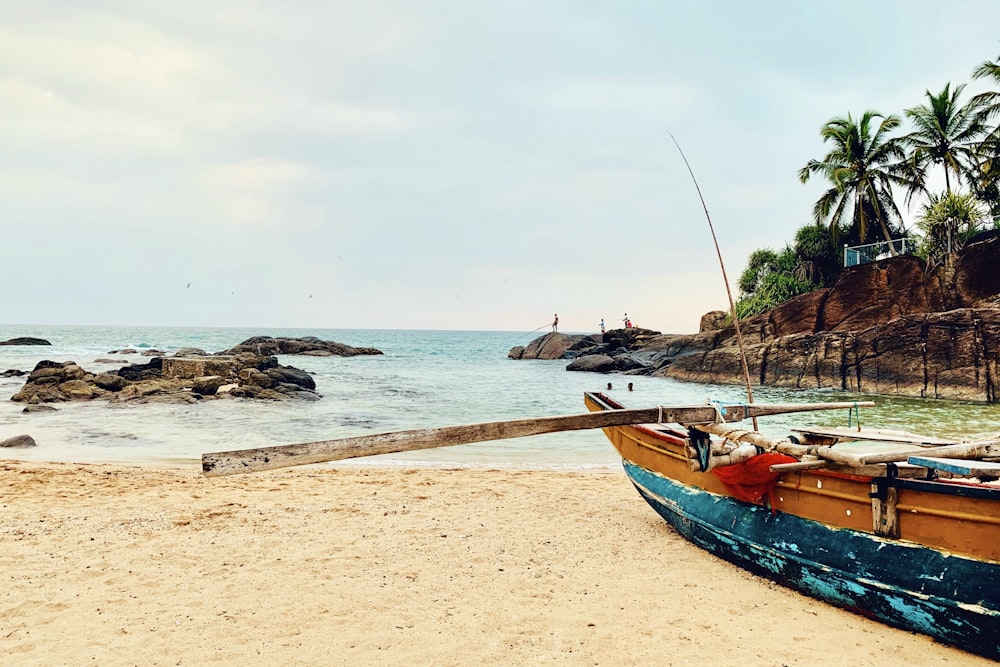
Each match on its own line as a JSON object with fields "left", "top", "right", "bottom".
{"left": 624, "top": 460, "right": 1000, "bottom": 660}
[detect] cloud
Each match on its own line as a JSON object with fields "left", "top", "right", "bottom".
{"left": 3, "top": 2, "right": 1000, "bottom": 331}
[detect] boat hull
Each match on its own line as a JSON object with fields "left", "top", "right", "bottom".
{"left": 624, "top": 460, "right": 1000, "bottom": 658}
{"left": 583, "top": 392, "right": 1000, "bottom": 658}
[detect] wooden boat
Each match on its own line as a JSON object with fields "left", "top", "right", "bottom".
{"left": 584, "top": 390, "right": 1000, "bottom": 659}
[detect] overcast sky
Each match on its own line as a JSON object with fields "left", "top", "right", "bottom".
{"left": 3, "top": 1, "right": 998, "bottom": 333}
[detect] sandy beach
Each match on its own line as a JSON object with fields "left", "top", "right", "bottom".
{"left": 0, "top": 461, "right": 991, "bottom": 666}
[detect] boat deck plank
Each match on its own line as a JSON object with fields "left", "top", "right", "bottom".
{"left": 907, "top": 456, "right": 1000, "bottom": 476}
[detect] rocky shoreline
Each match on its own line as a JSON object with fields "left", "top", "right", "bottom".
{"left": 510, "top": 237, "right": 1000, "bottom": 404}
{"left": 6, "top": 335, "right": 383, "bottom": 408}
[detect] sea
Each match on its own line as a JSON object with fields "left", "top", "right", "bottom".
{"left": 2, "top": 325, "right": 999, "bottom": 471}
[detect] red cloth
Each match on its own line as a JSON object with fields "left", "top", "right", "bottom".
{"left": 711, "top": 453, "right": 799, "bottom": 506}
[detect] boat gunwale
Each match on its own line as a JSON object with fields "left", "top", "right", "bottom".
{"left": 582, "top": 391, "right": 1000, "bottom": 501}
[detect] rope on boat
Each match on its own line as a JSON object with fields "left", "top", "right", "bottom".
{"left": 707, "top": 399, "right": 750, "bottom": 424}
{"left": 847, "top": 402, "right": 862, "bottom": 431}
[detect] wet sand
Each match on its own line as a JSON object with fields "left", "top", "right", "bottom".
{"left": 0, "top": 461, "right": 991, "bottom": 665}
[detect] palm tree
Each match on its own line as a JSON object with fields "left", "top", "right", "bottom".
{"left": 973, "top": 53, "right": 1000, "bottom": 82}
{"left": 903, "top": 83, "right": 988, "bottom": 194}
{"left": 799, "top": 111, "right": 910, "bottom": 246}
{"left": 915, "top": 191, "right": 988, "bottom": 268}
{"left": 972, "top": 53, "right": 1000, "bottom": 222}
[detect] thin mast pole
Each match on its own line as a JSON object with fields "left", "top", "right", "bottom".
{"left": 668, "top": 132, "right": 758, "bottom": 430}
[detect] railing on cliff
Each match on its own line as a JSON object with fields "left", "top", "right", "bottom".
{"left": 843, "top": 239, "right": 916, "bottom": 267}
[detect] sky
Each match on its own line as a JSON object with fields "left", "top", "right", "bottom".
{"left": 3, "top": 1, "right": 999, "bottom": 333}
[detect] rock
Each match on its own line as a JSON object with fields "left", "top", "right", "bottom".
{"left": 699, "top": 311, "right": 728, "bottom": 332}
{"left": 956, "top": 237, "right": 1000, "bottom": 306}
{"left": 113, "top": 380, "right": 176, "bottom": 400}
{"left": 93, "top": 358, "right": 126, "bottom": 364}
{"left": 9, "top": 348, "right": 323, "bottom": 405}
{"left": 516, "top": 333, "right": 584, "bottom": 360}
{"left": 58, "top": 379, "right": 105, "bottom": 400}
{"left": 238, "top": 368, "right": 274, "bottom": 388}
{"left": 2, "top": 369, "right": 25, "bottom": 377}
{"left": 93, "top": 373, "right": 128, "bottom": 391}
{"left": 0, "top": 337, "right": 51, "bottom": 346}
{"left": 222, "top": 336, "right": 383, "bottom": 357}
{"left": 174, "top": 348, "right": 208, "bottom": 357}
{"left": 566, "top": 355, "right": 618, "bottom": 372}
{"left": 192, "top": 376, "right": 228, "bottom": 396}
{"left": 116, "top": 357, "right": 164, "bottom": 382}
{"left": 264, "top": 365, "right": 316, "bottom": 390}
{"left": 22, "top": 404, "right": 57, "bottom": 413}
{"left": 823, "top": 256, "right": 942, "bottom": 332}
{"left": 286, "top": 390, "right": 322, "bottom": 401}
{"left": 161, "top": 357, "right": 237, "bottom": 380}
{"left": 612, "top": 354, "right": 649, "bottom": 372}
{"left": 564, "top": 243, "right": 1000, "bottom": 403}
{"left": 0, "top": 434, "right": 36, "bottom": 447}
{"left": 769, "top": 289, "right": 829, "bottom": 337}
{"left": 228, "top": 385, "right": 287, "bottom": 400}
{"left": 140, "top": 349, "right": 163, "bottom": 357}
{"left": 508, "top": 346, "right": 525, "bottom": 360}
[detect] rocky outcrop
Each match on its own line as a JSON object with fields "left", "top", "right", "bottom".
{"left": 509, "top": 333, "right": 593, "bottom": 360}
{"left": 549, "top": 238, "right": 1000, "bottom": 402}
{"left": 11, "top": 353, "right": 321, "bottom": 405}
{"left": 699, "top": 311, "right": 728, "bottom": 332}
{"left": 662, "top": 239, "right": 1000, "bottom": 402}
{"left": 221, "top": 336, "right": 382, "bottom": 357}
{"left": 0, "top": 337, "right": 51, "bottom": 346}
{"left": 511, "top": 329, "right": 662, "bottom": 374}
{"left": 660, "top": 307, "right": 1000, "bottom": 402}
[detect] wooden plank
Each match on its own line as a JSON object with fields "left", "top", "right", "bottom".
{"left": 859, "top": 440, "right": 1000, "bottom": 465}
{"left": 692, "top": 422, "right": 866, "bottom": 465}
{"left": 871, "top": 483, "right": 900, "bottom": 538}
{"left": 202, "top": 399, "right": 874, "bottom": 476}
{"left": 770, "top": 460, "right": 828, "bottom": 472}
{"left": 907, "top": 456, "right": 1000, "bottom": 477}
{"left": 790, "top": 426, "right": 956, "bottom": 446}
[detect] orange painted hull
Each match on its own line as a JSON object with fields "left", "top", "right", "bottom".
{"left": 585, "top": 391, "right": 1000, "bottom": 657}
{"left": 584, "top": 392, "right": 1000, "bottom": 564}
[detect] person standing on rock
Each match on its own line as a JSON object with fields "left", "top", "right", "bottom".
{"left": 552, "top": 314, "right": 559, "bottom": 332}
{"left": 599, "top": 319, "right": 605, "bottom": 334}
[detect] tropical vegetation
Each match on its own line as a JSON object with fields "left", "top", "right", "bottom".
{"left": 735, "top": 51, "right": 1000, "bottom": 320}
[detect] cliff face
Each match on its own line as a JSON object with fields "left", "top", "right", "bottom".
{"left": 648, "top": 237, "right": 1000, "bottom": 403}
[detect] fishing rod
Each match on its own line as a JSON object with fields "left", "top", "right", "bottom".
{"left": 516, "top": 323, "right": 554, "bottom": 342}
{"left": 668, "top": 132, "right": 758, "bottom": 430}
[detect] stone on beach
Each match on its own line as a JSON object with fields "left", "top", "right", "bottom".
{"left": 0, "top": 434, "right": 37, "bottom": 447}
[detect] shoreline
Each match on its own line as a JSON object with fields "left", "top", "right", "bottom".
{"left": 1, "top": 461, "right": 989, "bottom": 665}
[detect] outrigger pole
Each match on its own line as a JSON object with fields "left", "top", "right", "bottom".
{"left": 668, "top": 132, "right": 759, "bottom": 430}
{"left": 201, "top": 401, "right": 871, "bottom": 476}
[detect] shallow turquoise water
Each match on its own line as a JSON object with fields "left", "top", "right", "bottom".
{"left": 1, "top": 325, "right": 998, "bottom": 470}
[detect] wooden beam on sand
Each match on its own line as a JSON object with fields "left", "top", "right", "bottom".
{"left": 201, "top": 400, "right": 873, "bottom": 476}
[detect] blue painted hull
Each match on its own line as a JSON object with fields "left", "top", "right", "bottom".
{"left": 624, "top": 459, "right": 1000, "bottom": 659}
